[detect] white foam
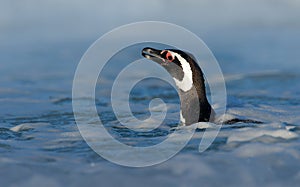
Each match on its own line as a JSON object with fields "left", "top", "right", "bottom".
{"left": 10, "top": 123, "right": 50, "bottom": 132}
{"left": 227, "top": 126, "right": 298, "bottom": 143}
{"left": 195, "top": 122, "right": 217, "bottom": 129}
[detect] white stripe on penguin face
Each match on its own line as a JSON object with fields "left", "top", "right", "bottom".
{"left": 170, "top": 52, "right": 193, "bottom": 92}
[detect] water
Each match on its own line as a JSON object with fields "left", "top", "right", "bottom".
{"left": 1, "top": 1, "right": 300, "bottom": 186}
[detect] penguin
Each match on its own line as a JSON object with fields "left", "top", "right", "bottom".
{"left": 142, "top": 47, "right": 215, "bottom": 125}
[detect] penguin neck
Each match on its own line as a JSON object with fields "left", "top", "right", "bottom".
{"left": 177, "top": 75, "right": 212, "bottom": 125}
{"left": 170, "top": 59, "right": 212, "bottom": 124}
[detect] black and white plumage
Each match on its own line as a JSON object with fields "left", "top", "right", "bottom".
{"left": 142, "top": 47, "right": 214, "bottom": 125}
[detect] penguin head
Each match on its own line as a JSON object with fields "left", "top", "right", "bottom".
{"left": 142, "top": 47, "right": 200, "bottom": 92}
{"left": 142, "top": 47, "right": 195, "bottom": 67}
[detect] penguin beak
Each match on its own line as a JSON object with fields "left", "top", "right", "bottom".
{"left": 142, "top": 47, "right": 167, "bottom": 65}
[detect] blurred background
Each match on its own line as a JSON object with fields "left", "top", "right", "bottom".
{"left": 1, "top": 0, "right": 300, "bottom": 186}
{"left": 1, "top": 0, "right": 299, "bottom": 115}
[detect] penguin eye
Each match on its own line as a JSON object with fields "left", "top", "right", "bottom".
{"left": 165, "top": 51, "right": 174, "bottom": 62}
